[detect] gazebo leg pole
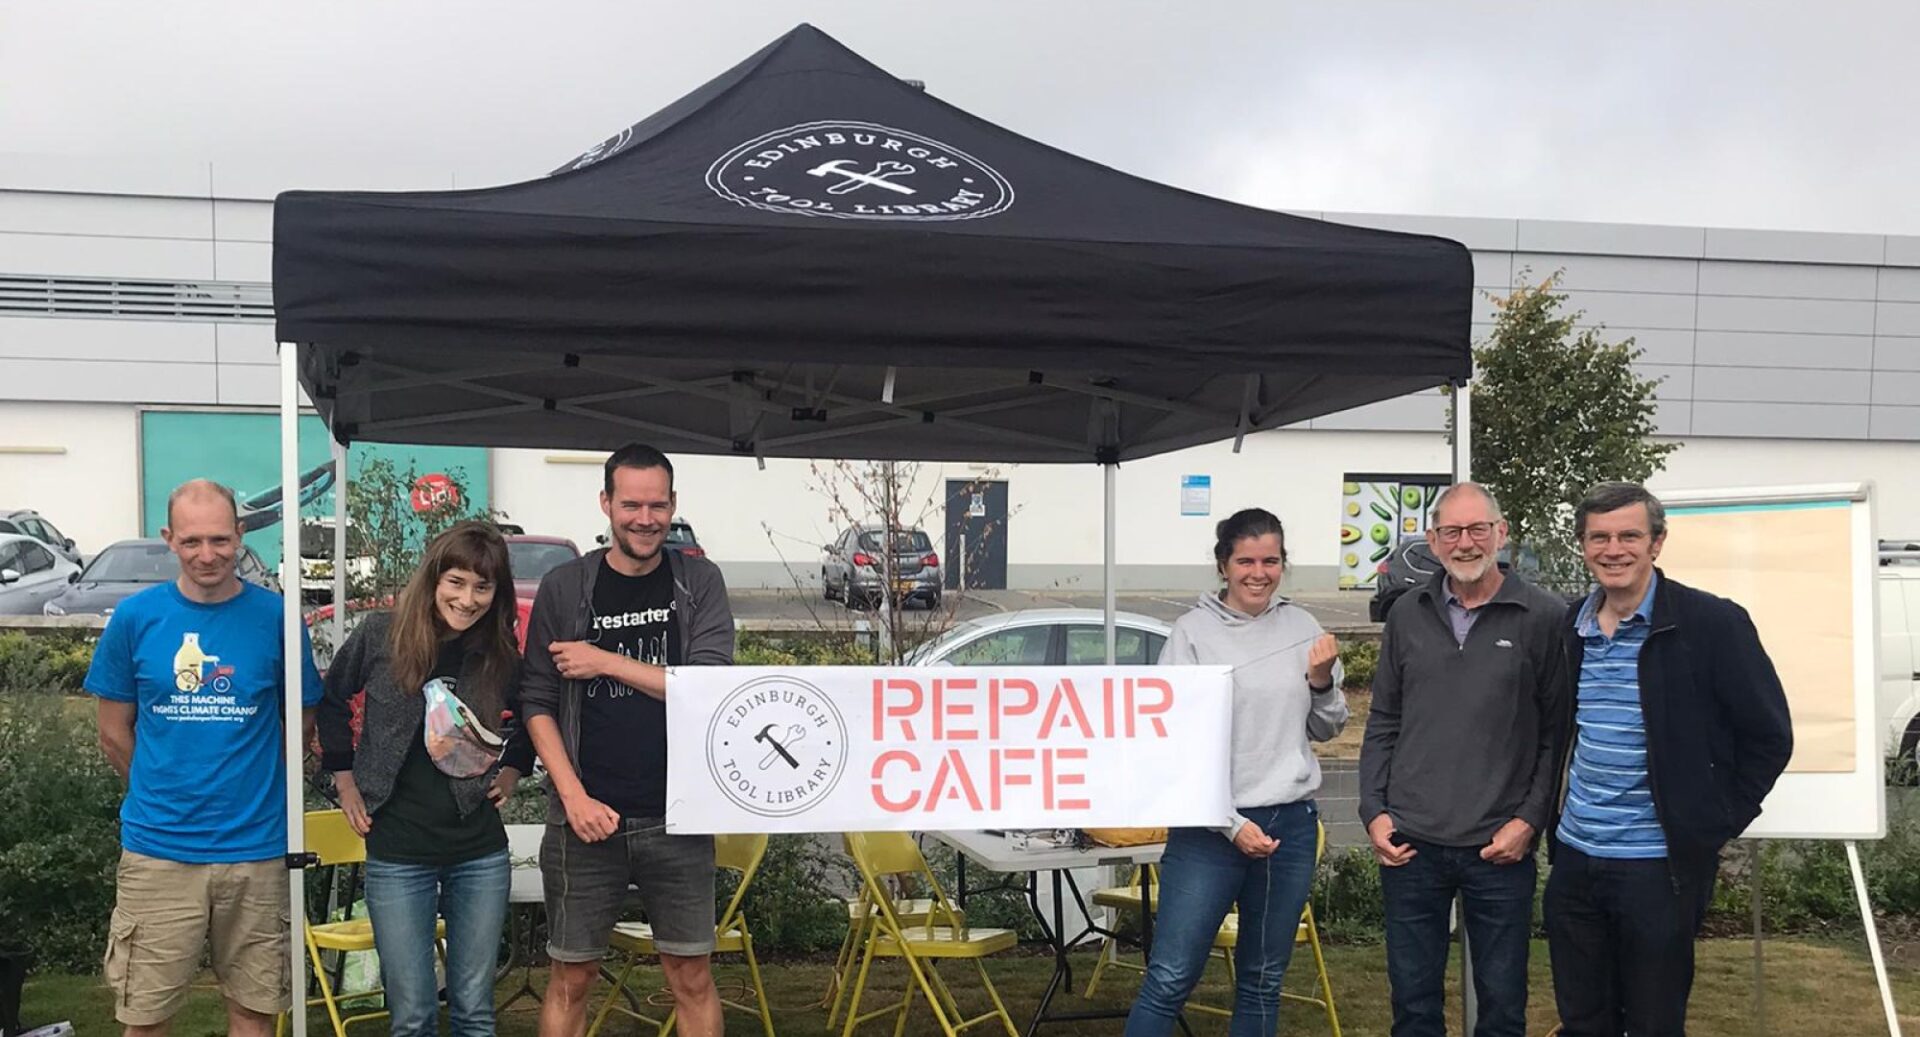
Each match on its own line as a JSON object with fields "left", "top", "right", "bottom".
{"left": 279, "top": 341, "right": 310, "bottom": 1037}
{"left": 332, "top": 437, "right": 347, "bottom": 645}
{"left": 1103, "top": 463, "right": 1116, "bottom": 665}
{"left": 1452, "top": 379, "right": 1473, "bottom": 483}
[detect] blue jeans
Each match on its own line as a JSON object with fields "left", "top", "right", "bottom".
{"left": 1123, "top": 801, "right": 1319, "bottom": 1037}
{"left": 1379, "top": 839, "right": 1535, "bottom": 1037}
{"left": 363, "top": 849, "right": 511, "bottom": 1037}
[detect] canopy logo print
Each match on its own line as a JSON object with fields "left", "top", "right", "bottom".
{"left": 705, "top": 675, "right": 849, "bottom": 817}
{"left": 563, "top": 127, "right": 636, "bottom": 172}
{"left": 706, "top": 120, "right": 1014, "bottom": 221}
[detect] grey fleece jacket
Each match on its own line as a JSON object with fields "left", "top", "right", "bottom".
{"left": 1161, "top": 593, "right": 1348, "bottom": 836}
{"left": 519, "top": 547, "right": 734, "bottom": 826}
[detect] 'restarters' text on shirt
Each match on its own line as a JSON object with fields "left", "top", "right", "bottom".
{"left": 577, "top": 558, "right": 682, "bottom": 819}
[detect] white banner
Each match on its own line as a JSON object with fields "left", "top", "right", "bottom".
{"left": 665, "top": 666, "right": 1234, "bottom": 834}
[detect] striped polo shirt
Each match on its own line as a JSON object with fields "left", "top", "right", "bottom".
{"left": 1557, "top": 573, "right": 1667, "bottom": 859}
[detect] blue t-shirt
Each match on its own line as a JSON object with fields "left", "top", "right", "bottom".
{"left": 86, "top": 581, "right": 324, "bottom": 863}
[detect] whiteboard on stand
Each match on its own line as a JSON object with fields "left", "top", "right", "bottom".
{"left": 1656, "top": 483, "right": 1883, "bottom": 842}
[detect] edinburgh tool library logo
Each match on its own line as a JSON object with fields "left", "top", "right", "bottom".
{"left": 707, "top": 120, "right": 1014, "bottom": 221}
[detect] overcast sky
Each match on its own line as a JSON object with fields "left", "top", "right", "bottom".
{"left": 3, "top": 1, "right": 1914, "bottom": 234}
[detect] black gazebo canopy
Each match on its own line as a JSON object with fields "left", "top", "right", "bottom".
{"left": 273, "top": 24, "right": 1472, "bottom": 462}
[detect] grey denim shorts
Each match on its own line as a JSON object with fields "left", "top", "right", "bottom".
{"left": 540, "top": 819, "right": 717, "bottom": 960}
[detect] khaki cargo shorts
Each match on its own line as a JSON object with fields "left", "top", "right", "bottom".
{"left": 102, "top": 850, "right": 291, "bottom": 1025}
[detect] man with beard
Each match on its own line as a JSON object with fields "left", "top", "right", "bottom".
{"left": 1358, "top": 483, "right": 1570, "bottom": 1037}
{"left": 521, "top": 444, "right": 735, "bottom": 1037}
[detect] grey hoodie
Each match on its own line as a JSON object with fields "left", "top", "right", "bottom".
{"left": 1161, "top": 592, "right": 1348, "bottom": 836}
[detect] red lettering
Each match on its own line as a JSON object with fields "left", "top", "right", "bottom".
{"left": 1135, "top": 677, "right": 1173, "bottom": 738}
{"left": 923, "top": 750, "right": 985, "bottom": 812}
{"left": 990, "top": 678, "right": 1037, "bottom": 739}
{"left": 1052, "top": 747, "right": 1090, "bottom": 810}
{"left": 1038, "top": 678, "right": 1094, "bottom": 738}
{"left": 871, "top": 751, "right": 921, "bottom": 811}
{"left": 874, "top": 678, "right": 923, "bottom": 740}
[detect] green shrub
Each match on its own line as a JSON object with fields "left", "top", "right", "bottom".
{"left": 1338, "top": 639, "right": 1379, "bottom": 691}
{"left": 730, "top": 835, "right": 855, "bottom": 955}
{"left": 1311, "top": 846, "right": 1386, "bottom": 943}
{"left": 0, "top": 631, "right": 94, "bottom": 696}
{"left": 0, "top": 692, "right": 123, "bottom": 971}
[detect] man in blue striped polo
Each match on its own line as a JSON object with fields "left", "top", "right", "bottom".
{"left": 1545, "top": 482, "right": 1793, "bottom": 1037}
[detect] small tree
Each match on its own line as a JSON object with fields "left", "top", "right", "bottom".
{"left": 1468, "top": 271, "right": 1679, "bottom": 591}
{"left": 342, "top": 457, "right": 496, "bottom": 603}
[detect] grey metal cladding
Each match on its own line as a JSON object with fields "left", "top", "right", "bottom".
{"left": 1691, "top": 401, "right": 1868, "bottom": 439}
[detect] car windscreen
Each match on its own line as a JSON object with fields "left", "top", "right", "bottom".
{"left": 507, "top": 542, "right": 578, "bottom": 581}
{"left": 666, "top": 523, "right": 697, "bottom": 546}
{"left": 80, "top": 543, "right": 175, "bottom": 583}
{"left": 859, "top": 530, "right": 932, "bottom": 553}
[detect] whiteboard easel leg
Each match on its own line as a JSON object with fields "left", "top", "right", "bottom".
{"left": 1752, "top": 840, "right": 1765, "bottom": 1037}
{"left": 1846, "top": 840, "right": 1902, "bottom": 1037}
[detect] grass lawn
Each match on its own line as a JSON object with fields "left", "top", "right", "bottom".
{"left": 24, "top": 937, "right": 1920, "bottom": 1036}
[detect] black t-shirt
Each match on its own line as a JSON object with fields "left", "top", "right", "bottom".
{"left": 578, "top": 558, "right": 682, "bottom": 819}
{"left": 365, "top": 640, "right": 508, "bottom": 865}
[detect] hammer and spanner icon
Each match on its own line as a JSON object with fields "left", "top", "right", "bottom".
{"left": 806, "top": 159, "right": 918, "bottom": 196}
{"left": 753, "top": 723, "right": 806, "bottom": 770}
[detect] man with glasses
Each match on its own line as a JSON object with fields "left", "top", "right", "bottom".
{"left": 1544, "top": 482, "right": 1792, "bottom": 1036}
{"left": 1359, "top": 483, "right": 1570, "bottom": 1037}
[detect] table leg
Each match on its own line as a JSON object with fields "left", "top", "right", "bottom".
{"left": 496, "top": 904, "right": 544, "bottom": 1011}
{"left": 957, "top": 853, "right": 969, "bottom": 910}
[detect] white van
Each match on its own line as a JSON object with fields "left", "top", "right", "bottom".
{"left": 1878, "top": 548, "right": 1920, "bottom": 767}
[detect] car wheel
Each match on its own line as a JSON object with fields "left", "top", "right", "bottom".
{"left": 823, "top": 570, "right": 835, "bottom": 601}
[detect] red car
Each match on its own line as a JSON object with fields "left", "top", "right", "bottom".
{"left": 504, "top": 535, "right": 582, "bottom": 608}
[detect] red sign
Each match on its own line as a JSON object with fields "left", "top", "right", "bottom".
{"left": 410, "top": 473, "right": 461, "bottom": 514}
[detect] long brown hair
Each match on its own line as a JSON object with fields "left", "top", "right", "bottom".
{"left": 388, "top": 521, "right": 519, "bottom": 702}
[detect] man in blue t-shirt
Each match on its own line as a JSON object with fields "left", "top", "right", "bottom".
{"left": 88, "top": 479, "right": 322, "bottom": 1037}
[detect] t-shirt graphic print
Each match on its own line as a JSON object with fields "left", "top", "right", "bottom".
{"left": 578, "top": 558, "right": 682, "bottom": 819}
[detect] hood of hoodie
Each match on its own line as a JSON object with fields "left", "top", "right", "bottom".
{"left": 1193, "top": 589, "right": 1289, "bottom": 627}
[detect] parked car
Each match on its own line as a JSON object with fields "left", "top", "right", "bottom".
{"left": 299, "top": 519, "right": 374, "bottom": 603}
{"left": 43, "top": 538, "right": 276, "bottom": 616}
{"left": 0, "top": 508, "right": 81, "bottom": 565}
{"left": 504, "top": 534, "right": 582, "bottom": 603}
{"left": 0, "top": 532, "right": 81, "bottom": 615}
{"left": 822, "top": 524, "right": 942, "bottom": 610}
{"left": 906, "top": 608, "right": 1170, "bottom": 666}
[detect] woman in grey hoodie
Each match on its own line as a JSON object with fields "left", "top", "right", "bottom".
{"left": 1123, "top": 508, "right": 1347, "bottom": 1037}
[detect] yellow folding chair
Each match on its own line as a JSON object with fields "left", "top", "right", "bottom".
{"left": 587, "top": 833, "right": 776, "bottom": 1037}
{"left": 839, "top": 832, "right": 1019, "bottom": 1037}
{"left": 280, "top": 809, "right": 446, "bottom": 1037}
{"left": 826, "top": 834, "right": 964, "bottom": 1029}
{"left": 1083, "top": 863, "right": 1233, "bottom": 997}
{"left": 1080, "top": 823, "right": 1340, "bottom": 1036}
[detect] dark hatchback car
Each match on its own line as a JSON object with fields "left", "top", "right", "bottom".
{"left": 43, "top": 538, "right": 277, "bottom": 616}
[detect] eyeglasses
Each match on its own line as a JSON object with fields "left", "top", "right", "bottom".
{"left": 1582, "top": 530, "right": 1651, "bottom": 548}
{"left": 1432, "top": 522, "right": 1497, "bottom": 543}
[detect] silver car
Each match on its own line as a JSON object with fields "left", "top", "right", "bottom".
{"left": 822, "top": 524, "right": 942, "bottom": 610}
{"left": 0, "top": 532, "right": 82, "bottom": 615}
{"left": 907, "top": 608, "right": 1170, "bottom": 666}
{"left": 0, "top": 508, "right": 81, "bottom": 566}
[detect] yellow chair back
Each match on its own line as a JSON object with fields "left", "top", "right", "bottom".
{"left": 843, "top": 832, "right": 964, "bottom": 937}
{"left": 305, "top": 809, "right": 365, "bottom": 867}
{"left": 714, "top": 833, "right": 770, "bottom": 932}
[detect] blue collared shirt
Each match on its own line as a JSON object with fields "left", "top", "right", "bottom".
{"left": 1557, "top": 572, "right": 1668, "bottom": 859}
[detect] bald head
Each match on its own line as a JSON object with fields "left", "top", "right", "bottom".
{"left": 166, "top": 479, "right": 240, "bottom": 529}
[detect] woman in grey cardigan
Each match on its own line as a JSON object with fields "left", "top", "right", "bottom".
{"left": 316, "top": 522, "right": 533, "bottom": 1037}
{"left": 1124, "top": 508, "right": 1347, "bottom": 1037}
